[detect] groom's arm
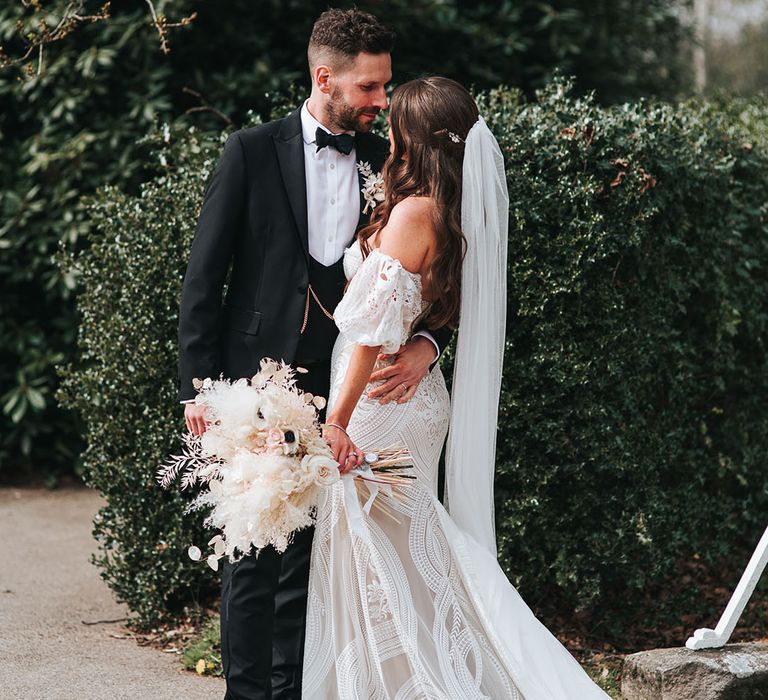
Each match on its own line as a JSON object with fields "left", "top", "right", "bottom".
{"left": 414, "top": 326, "right": 453, "bottom": 366}
{"left": 367, "top": 325, "right": 454, "bottom": 404}
{"left": 177, "top": 131, "right": 246, "bottom": 402}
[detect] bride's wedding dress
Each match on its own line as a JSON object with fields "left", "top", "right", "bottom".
{"left": 302, "top": 239, "right": 609, "bottom": 699}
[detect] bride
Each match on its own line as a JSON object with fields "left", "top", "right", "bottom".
{"left": 303, "top": 75, "right": 610, "bottom": 699}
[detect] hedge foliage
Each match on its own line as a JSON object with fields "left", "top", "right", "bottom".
{"left": 1, "top": 3, "right": 176, "bottom": 482}
{"left": 57, "top": 78, "right": 768, "bottom": 631}
{"left": 480, "top": 80, "right": 768, "bottom": 625}
{"left": 1, "top": 0, "right": 693, "bottom": 481}
{"left": 55, "top": 124, "right": 224, "bottom": 623}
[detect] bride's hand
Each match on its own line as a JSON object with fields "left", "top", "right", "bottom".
{"left": 368, "top": 336, "right": 437, "bottom": 405}
{"left": 322, "top": 424, "right": 364, "bottom": 474}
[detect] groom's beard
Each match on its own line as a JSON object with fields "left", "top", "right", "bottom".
{"left": 327, "top": 87, "right": 379, "bottom": 133}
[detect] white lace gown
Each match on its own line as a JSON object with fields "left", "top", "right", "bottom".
{"left": 302, "top": 241, "right": 610, "bottom": 700}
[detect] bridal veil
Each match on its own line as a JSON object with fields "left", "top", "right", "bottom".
{"left": 444, "top": 115, "right": 509, "bottom": 557}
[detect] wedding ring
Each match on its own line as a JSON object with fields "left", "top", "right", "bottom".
{"left": 400, "top": 383, "right": 408, "bottom": 392}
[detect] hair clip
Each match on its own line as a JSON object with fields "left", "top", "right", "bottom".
{"left": 432, "top": 128, "right": 465, "bottom": 144}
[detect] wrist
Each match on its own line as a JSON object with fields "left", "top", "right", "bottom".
{"left": 412, "top": 335, "right": 438, "bottom": 364}
{"left": 325, "top": 417, "right": 348, "bottom": 432}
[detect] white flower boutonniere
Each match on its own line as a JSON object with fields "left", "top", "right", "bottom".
{"left": 357, "top": 161, "right": 385, "bottom": 215}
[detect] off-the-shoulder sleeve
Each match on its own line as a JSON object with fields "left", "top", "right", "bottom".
{"left": 333, "top": 250, "right": 422, "bottom": 354}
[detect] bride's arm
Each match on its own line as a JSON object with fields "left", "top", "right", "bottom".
{"left": 324, "top": 344, "right": 380, "bottom": 473}
{"left": 326, "top": 344, "right": 381, "bottom": 432}
{"left": 365, "top": 198, "right": 437, "bottom": 403}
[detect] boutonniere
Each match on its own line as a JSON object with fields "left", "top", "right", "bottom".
{"left": 357, "top": 161, "right": 385, "bottom": 214}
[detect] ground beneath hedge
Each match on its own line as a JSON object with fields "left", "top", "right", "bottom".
{"left": 0, "top": 486, "right": 224, "bottom": 700}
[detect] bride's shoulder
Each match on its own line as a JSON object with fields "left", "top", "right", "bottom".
{"left": 389, "top": 195, "right": 436, "bottom": 223}
{"left": 378, "top": 197, "right": 437, "bottom": 274}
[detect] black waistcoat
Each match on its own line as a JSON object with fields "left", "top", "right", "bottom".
{"left": 294, "top": 255, "right": 347, "bottom": 364}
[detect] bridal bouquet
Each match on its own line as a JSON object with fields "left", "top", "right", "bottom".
{"left": 158, "top": 359, "right": 413, "bottom": 570}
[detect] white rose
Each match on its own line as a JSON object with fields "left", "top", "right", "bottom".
{"left": 301, "top": 454, "right": 340, "bottom": 485}
{"left": 315, "top": 463, "right": 339, "bottom": 485}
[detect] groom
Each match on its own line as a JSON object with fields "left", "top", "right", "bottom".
{"left": 177, "top": 8, "right": 450, "bottom": 699}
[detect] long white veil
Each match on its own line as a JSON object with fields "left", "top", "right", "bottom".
{"left": 444, "top": 115, "right": 509, "bottom": 557}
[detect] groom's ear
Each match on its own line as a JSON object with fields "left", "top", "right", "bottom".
{"left": 314, "top": 65, "right": 332, "bottom": 94}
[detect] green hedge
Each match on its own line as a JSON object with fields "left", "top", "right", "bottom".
{"left": 482, "top": 79, "right": 768, "bottom": 622}
{"left": 57, "top": 77, "right": 768, "bottom": 630}
{"left": 55, "top": 124, "right": 236, "bottom": 623}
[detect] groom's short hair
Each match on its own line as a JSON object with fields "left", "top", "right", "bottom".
{"left": 308, "top": 8, "right": 395, "bottom": 74}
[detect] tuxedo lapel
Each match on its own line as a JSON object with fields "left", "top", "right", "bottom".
{"left": 274, "top": 108, "right": 309, "bottom": 261}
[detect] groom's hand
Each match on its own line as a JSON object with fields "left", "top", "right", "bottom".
{"left": 368, "top": 336, "right": 437, "bottom": 405}
{"left": 184, "top": 402, "right": 210, "bottom": 437}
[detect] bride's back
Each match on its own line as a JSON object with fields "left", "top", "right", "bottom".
{"left": 370, "top": 195, "right": 440, "bottom": 302}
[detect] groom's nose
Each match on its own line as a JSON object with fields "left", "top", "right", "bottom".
{"left": 371, "top": 87, "right": 388, "bottom": 111}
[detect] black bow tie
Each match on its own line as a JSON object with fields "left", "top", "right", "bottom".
{"left": 315, "top": 127, "right": 354, "bottom": 155}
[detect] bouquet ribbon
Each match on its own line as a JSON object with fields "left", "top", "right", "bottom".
{"left": 342, "top": 466, "right": 393, "bottom": 544}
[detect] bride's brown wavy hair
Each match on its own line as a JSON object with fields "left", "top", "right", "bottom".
{"left": 358, "top": 76, "right": 479, "bottom": 330}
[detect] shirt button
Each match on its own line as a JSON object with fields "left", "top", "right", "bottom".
{"left": 330, "top": 164, "right": 335, "bottom": 170}
{"left": 330, "top": 198, "right": 335, "bottom": 205}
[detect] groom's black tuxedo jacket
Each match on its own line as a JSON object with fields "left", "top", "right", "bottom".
{"left": 177, "top": 106, "right": 451, "bottom": 403}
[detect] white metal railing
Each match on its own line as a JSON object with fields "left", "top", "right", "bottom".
{"left": 686, "top": 524, "right": 768, "bottom": 650}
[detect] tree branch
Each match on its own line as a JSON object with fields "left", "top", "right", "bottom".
{"left": 0, "top": 1, "right": 111, "bottom": 77}
{"left": 0, "top": 0, "right": 197, "bottom": 78}
{"left": 144, "top": 0, "right": 197, "bottom": 55}
{"left": 182, "top": 86, "right": 235, "bottom": 127}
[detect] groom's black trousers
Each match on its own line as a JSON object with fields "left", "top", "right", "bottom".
{"left": 221, "top": 359, "right": 329, "bottom": 700}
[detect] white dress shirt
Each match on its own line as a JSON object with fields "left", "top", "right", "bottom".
{"left": 300, "top": 100, "right": 361, "bottom": 266}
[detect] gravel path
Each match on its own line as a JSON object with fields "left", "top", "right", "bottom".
{"left": 0, "top": 487, "right": 225, "bottom": 700}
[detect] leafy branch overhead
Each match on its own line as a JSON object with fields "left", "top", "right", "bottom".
{"left": 0, "top": 1, "right": 110, "bottom": 78}
{"left": 0, "top": 0, "right": 196, "bottom": 79}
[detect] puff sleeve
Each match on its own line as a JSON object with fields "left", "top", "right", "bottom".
{"left": 333, "top": 250, "right": 423, "bottom": 354}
